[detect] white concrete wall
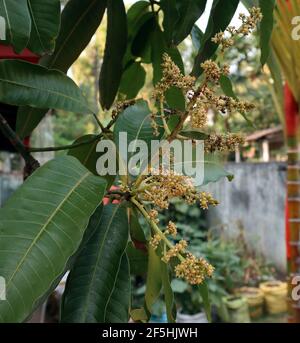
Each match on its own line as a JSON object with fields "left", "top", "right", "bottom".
{"left": 205, "top": 162, "right": 287, "bottom": 273}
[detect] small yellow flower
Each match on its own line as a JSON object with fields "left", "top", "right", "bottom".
{"left": 150, "top": 233, "right": 162, "bottom": 250}
{"left": 175, "top": 253, "right": 214, "bottom": 285}
{"left": 162, "top": 240, "right": 187, "bottom": 263}
{"left": 166, "top": 221, "right": 177, "bottom": 237}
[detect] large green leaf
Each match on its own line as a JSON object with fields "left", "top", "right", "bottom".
{"left": 114, "top": 99, "right": 164, "bottom": 163}
{"left": 161, "top": 263, "right": 176, "bottom": 323}
{"left": 259, "top": 0, "right": 276, "bottom": 66}
{"left": 0, "top": 0, "right": 31, "bottom": 53}
{"left": 27, "top": 0, "right": 61, "bottom": 55}
{"left": 41, "top": 0, "right": 107, "bottom": 72}
{"left": 151, "top": 24, "right": 186, "bottom": 110}
{"left": 0, "top": 156, "right": 107, "bottom": 322}
{"left": 119, "top": 61, "right": 146, "bottom": 99}
{"left": 0, "top": 60, "right": 90, "bottom": 113}
{"left": 127, "top": 1, "right": 150, "bottom": 39}
{"left": 17, "top": 0, "right": 107, "bottom": 138}
{"left": 126, "top": 242, "right": 148, "bottom": 275}
{"left": 67, "top": 134, "right": 116, "bottom": 187}
{"left": 105, "top": 253, "right": 131, "bottom": 323}
{"left": 131, "top": 13, "right": 155, "bottom": 64}
{"left": 27, "top": 205, "right": 106, "bottom": 322}
{"left": 198, "top": 281, "right": 211, "bottom": 322}
{"left": 191, "top": 24, "right": 204, "bottom": 51}
{"left": 173, "top": 0, "right": 207, "bottom": 45}
{"left": 61, "top": 204, "right": 129, "bottom": 323}
{"left": 123, "top": 1, "right": 151, "bottom": 66}
{"left": 99, "top": 0, "right": 127, "bottom": 110}
{"left": 192, "top": 0, "right": 239, "bottom": 77}
{"left": 160, "top": 0, "right": 179, "bottom": 45}
{"left": 144, "top": 245, "right": 162, "bottom": 315}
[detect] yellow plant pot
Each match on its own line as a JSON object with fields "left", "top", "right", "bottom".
{"left": 235, "top": 287, "right": 264, "bottom": 319}
{"left": 259, "top": 281, "right": 288, "bottom": 315}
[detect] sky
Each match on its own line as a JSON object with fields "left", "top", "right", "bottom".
{"left": 124, "top": 0, "right": 249, "bottom": 32}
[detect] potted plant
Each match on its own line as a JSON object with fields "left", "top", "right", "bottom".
{"left": 172, "top": 279, "right": 209, "bottom": 323}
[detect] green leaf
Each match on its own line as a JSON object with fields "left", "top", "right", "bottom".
{"left": 27, "top": 0, "right": 61, "bottom": 55}
{"left": 33, "top": 205, "right": 105, "bottom": 320}
{"left": 67, "top": 134, "right": 116, "bottom": 187}
{"left": 203, "top": 161, "right": 234, "bottom": 185}
{"left": 0, "top": 60, "right": 90, "bottom": 113}
{"left": 17, "top": 0, "right": 107, "bottom": 138}
{"left": 0, "top": 156, "right": 107, "bottom": 322}
{"left": 161, "top": 263, "right": 176, "bottom": 323}
{"left": 119, "top": 62, "right": 146, "bottom": 99}
{"left": 41, "top": 0, "right": 107, "bottom": 72}
{"left": 123, "top": 1, "right": 151, "bottom": 66}
{"left": 144, "top": 245, "right": 162, "bottom": 314}
{"left": 131, "top": 13, "right": 155, "bottom": 64}
{"left": 126, "top": 242, "right": 148, "bottom": 275}
{"left": 0, "top": 0, "right": 31, "bottom": 53}
{"left": 127, "top": 1, "right": 150, "bottom": 38}
{"left": 99, "top": 0, "right": 127, "bottom": 110}
{"left": 129, "top": 207, "right": 147, "bottom": 243}
{"left": 160, "top": 0, "right": 179, "bottom": 45}
{"left": 180, "top": 129, "right": 208, "bottom": 140}
{"left": 191, "top": 25, "right": 204, "bottom": 51}
{"left": 150, "top": 24, "right": 186, "bottom": 110}
{"left": 165, "top": 87, "right": 186, "bottom": 111}
{"left": 131, "top": 308, "right": 148, "bottom": 322}
{"left": 198, "top": 281, "right": 211, "bottom": 322}
{"left": 173, "top": 0, "right": 207, "bottom": 45}
{"left": 151, "top": 25, "right": 184, "bottom": 84}
{"left": 220, "top": 75, "right": 253, "bottom": 126}
{"left": 192, "top": 0, "right": 239, "bottom": 77}
{"left": 259, "top": 0, "right": 276, "bottom": 66}
{"left": 105, "top": 253, "right": 131, "bottom": 323}
{"left": 219, "top": 74, "right": 236, "bottom": 98}
{"left": 61, "top": 204, "right": 129, "bottom": 323}
{"left": 114, "top": 99, "right": 164, "bottom": 166}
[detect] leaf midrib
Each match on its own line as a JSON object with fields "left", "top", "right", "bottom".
{"left": 27, "top": 0, "right": 46, "bottom": 52}
{"left": 80, "top": 204, "right": 121, "bottom": 322}
{"left": 0, "top": 77, "right": 87, "bottom": 111}
{"left": 1, "top": 0, "right": 12, "bottom": 41}
{"left": 50, "top": 0, "right": 98, "bottom": 68}
{"left": 5, "top": 172, "right": 90, "bottom": 292}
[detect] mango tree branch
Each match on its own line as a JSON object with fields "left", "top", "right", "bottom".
{"left": 0, "top": 113, "right": 40, "bottom": 178}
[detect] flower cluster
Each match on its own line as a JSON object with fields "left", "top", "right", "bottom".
{"left": 212, "top": 7, "right": 262, "bottom": 52}
{"left": 166, "top": 220, "right": 177, "bottom": 237}
{"left": 189, "top": 85, "right": 254, "bottom": 128}
{"left": 129, "top": 7, "right": 262, "bottom": 290}
{"left": 201, "top": 60, "right": 230, "bottom": 83}
{"left": 190, "top": 99, "right": 208, "bottom": 129}
{"left": 135, "top": 169, "right": 218, "bottom": 210}
{"left": 153, "top": 54, "right": 195, "bottom": 101}
{"left": 162, "top": 240, "right": 188, "bottom": 263}
{"left": 204, "top": 133, "right": 245, "bottom": 153}
{"left": 175, "top": 253, "right": 214, "bottom": 285}
{"left": 112, "top": 99, "right": 136, "bottom": 119}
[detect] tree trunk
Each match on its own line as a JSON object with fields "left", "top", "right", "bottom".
{"left": 285, "top": 83, "right": 300, "bottom": 322}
